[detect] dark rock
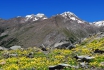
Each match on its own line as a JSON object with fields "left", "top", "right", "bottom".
{"left": 40, "top": 44, "right": 47, "bottom": 51}
{"left": 49, "top": 65, "right": 65, "bottom": 70}
{"left": 94, "top": 49, "right": 104, "bottom": 54}
{"left": 78, "top": 58, "right": 90, "bottom": 62}
{"left": 41, "top": 47, "right": 47, "bottom": 51}
{"left": 66, "top": 44, "right": 76, "bottom": 49}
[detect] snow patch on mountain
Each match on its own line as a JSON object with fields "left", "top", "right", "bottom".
{"left": 25, "top": 14, "right": 35, "bottom": 21}
{"left": 93, "top": 21, "right": 104, "bottom": 26}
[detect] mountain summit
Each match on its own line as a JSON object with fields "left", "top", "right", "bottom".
{"left": 25, "top": 13, "right": 47, "bottom": 21}
{"left": 60, "top": 11, "right": 85, "bottom": 23}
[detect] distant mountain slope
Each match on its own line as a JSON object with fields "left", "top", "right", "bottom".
{"left": 0, "top": 12, "right": 100, "bottom": 48}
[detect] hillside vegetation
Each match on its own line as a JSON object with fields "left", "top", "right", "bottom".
{"left": 0, "top": 33, "right": 104, "bottom": 70}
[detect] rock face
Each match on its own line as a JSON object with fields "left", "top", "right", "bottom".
{"left": 0, "top": 11, "right": 99, "bottom": 48}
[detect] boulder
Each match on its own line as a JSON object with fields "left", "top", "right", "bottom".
{"left": 49, "top": 64, "right": 71, "bottom": 70}
{"left": 3, "top": 52, "right": 9, "bottom": 58}
{"left": 49, "top": 63, "right": 79, "bottom": 70}
{"left": 0, "top": 46, "right": 3, "bottom": 51}
{"left": 10, "top": 45, "right": 21, "bottom": 50}
{"left": 54, "top": 41, "right": 75, "bottom": 49}
{"left": 9, "top": 53, "right": 18, "bottom": 57}
{"left": 74, "top": 55, "right": 95, "bottom": 62}
{"left": 0, "top": 46, "right": 8, "bottom": 51}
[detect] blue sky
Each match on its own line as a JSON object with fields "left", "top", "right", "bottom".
{"left": 0, "top": 0, "right": 104, "bottom": 22}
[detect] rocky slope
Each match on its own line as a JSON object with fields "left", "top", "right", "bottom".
{"left": 0, "top": 12, "right": 101, "bottom": 48}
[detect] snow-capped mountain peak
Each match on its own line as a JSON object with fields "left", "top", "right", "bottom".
{"left": 25, "top": 13, "right": 47, "bottom": 21}
{"left": 93, "top": 20, "right": 104, "bottom": 26}
{"left": 61, "top": 11, "right": 77, "bottom": 18}
{"left": 60, "top": 11, "right": 85, "bottom": 23}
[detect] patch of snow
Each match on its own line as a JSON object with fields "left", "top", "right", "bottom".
{"left": 25, "top": 14, "right": 35, "bottom": 21}
{"left": 33, "top": 17, "right": 38, "bottom": 21}
{"left": 77, "top": 20, "right": 84, "bottom": 23}
{"left": 93, "top": 21, "right": 104, "bottom": 26}
{"left": 43, "top": 17, "right": 47, "bottom": 20}
{"left": 70, "top": 17, "right": 76, "bottom": 20}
